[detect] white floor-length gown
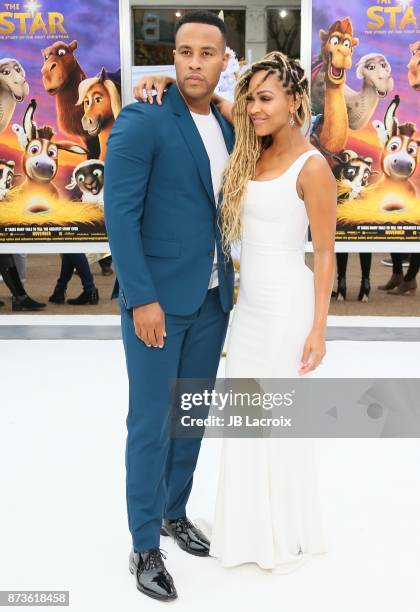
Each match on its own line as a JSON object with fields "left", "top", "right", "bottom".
{"left": 209, "top": 149, "right": 329, "bottom": 573}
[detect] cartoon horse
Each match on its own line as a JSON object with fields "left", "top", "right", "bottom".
{"left": 407, "top": 41, "right": 420, "bottom": 91}
{"left": 76, "top": 67, "right": 121, "bottom": 160}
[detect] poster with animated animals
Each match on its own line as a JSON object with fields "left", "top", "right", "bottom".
{"left": 310, "top": 0, "right": 419, "bottom": 243}
{"left": 0, "top": 0, "right": 121, "bottom": 244}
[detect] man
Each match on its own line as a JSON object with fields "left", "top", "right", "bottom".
{"left": 104, "top": 11, "right": 234, "bottom": 602}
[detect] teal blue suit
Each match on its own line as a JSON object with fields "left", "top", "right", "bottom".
{"left": 104, "top": 84, "right": 235, "bottom": 551}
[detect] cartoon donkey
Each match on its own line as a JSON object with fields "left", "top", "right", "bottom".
{"left": 372, "top": 95, "right": 419, "bottom": 199}
{"left": 12, "top": 99, "right": 88, "bottom": 201}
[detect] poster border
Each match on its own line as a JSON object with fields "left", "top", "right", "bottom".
{"left": 0, "top": 0, "right": 418, "bottom": 254}
{"left": 0, "top": 0, "right": 129, "bottom": 254}
{"left": 301, "top": 0, "right": 419, "bottom": 253}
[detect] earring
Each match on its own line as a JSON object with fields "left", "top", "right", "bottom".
{"left": 289, "top": 112, "right": 295, "bottom": 128}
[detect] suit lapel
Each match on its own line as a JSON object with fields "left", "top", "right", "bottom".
{"left": 169, "top": 84, "right": 215, "bottom": 206}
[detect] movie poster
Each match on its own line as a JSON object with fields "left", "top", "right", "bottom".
{"left": 0, "top": 0, "right": 121, "bottom": 245}
{"left": 310, "top": 0, "right": 419, "bottom": 243}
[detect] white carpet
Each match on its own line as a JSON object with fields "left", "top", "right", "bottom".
{"left": 0, "top": 338, "right": 419, "bottom": 611}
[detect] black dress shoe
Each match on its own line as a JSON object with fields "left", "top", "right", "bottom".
{"left": 161, "top": 517, "right": 210, "bottom": 557}
{"left": 12, "top": 295, "right": 46, "bottom": 311}
{"left": 129, "top": 548, "right": 177, "bottom": 602}
{"left": 67, "top": 288, "right": 99, "bottom": 305}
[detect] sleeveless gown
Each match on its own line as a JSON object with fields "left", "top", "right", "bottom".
{"left": 209, "top": 149, "right": 328, "bottom": 573}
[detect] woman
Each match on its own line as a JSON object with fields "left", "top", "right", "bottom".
{"left": 210, "top": 52, "right": 336, "bottom": 572}
{"left": 134, "top": 51, "right": 336, "bottom": 572}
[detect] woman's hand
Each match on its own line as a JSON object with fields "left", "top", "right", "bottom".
{"left": 298, "top": 328, "right": 326, "bottom": 375}
{"left": 133, "top": 75, "right": 175, "bottom": 105}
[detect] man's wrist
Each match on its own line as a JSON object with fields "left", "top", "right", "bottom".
{"left": 133, "top": 300, "right": 159, "bottom": 309}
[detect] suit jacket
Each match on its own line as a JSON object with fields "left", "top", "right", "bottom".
{"left": 103, "top": 83, "right": 235, "bottom": 315}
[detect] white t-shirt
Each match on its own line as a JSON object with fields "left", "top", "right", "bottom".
{"left": 190, "top": 109, "right": 229, "bottom": 289}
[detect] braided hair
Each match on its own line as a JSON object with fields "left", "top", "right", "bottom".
{"left": 218, "top": 51, "right": 311, "bottom": 259}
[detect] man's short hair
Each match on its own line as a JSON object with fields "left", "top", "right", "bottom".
{"left": 174, "top": 10, "right": 227, "bottom": 45}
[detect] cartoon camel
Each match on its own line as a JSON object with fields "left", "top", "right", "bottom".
{"left": 0, "top": 58, "right": 29, "bottom": 133}
{"left": 345, "top": 54, "right": 394, "bottom": 130}
{"left": 312, "top": 53, "right": 394, "bottom": 130}
{"left": 76, "top": 67, "right": 121, "bottom": 161}
{"left": 407, "top": 41, "right": 420, "bottom": 91}
{"left": 311, "top": 17, "right": 359, "bottom": 153}
{"left": 41, "top": 40, "right": 100, "bottom": 159}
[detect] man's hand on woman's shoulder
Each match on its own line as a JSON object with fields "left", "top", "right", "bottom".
{"left": 133, "top": 75, "right": 175, "bottom": 105}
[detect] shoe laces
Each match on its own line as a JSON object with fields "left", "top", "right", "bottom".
{"left": 173, "top": 517, "right": 195, "bottom": 533}
{"left": 143, "top": 548, "right": 167, "bottom": 571}
{"left": 171, "top": 518, "right": 200, "bottom": 549}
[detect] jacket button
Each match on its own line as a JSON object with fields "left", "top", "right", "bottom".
{"left": 208, "top": 250, "right": 215, "bottom": 257}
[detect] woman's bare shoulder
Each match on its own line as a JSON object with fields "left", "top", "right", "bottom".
{"left": 301, "top": 149, "right": 332, "bottom": 174}
{"left": 297, "top": 149, "right": 335, "bottom": 197}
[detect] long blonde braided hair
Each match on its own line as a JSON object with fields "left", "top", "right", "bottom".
{"left": 218, "top": 51, "right": 312, "bottom": 259}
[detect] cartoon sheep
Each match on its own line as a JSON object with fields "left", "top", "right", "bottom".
{"left": 65, "top": 159, "right": 105, "bottom": 206}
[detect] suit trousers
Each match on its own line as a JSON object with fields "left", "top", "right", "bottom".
{"left": 119, "top": 286, "right": 229, "bottom": 552}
